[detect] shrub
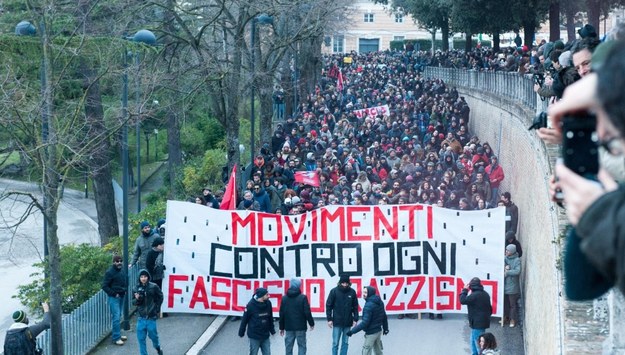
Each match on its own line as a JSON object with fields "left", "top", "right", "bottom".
{"left": 14, "top": 244, "right": 112, "bottom": 314}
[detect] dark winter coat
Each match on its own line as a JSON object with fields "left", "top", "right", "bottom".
{"left": 326, "top": 284, "right": 359, "bottom": 327}
{"left": 279, "top": 287, "right": 314, "bottom": 331}
{"left": 253, "top": 188, "right": 272, "bottom": 213}
{"left": 239, "top": 297, "right": 276, "bottom": 340}
{"left": 459, "top": 284, "right": 492, "bottom": 329}
{"left": 133, "top": 269, "right": 163, "bottom": 319}
{"left": 350, "top": 286, "right": 388, "bottom": 335}
{"left": 101, "top": 264, "right": 127, "bottom": 297}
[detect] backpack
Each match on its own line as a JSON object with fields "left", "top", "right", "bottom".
{"left": 3, "top": 327, "right": 40, "bottom": 355}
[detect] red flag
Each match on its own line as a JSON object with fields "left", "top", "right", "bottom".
{"left": 220, "top": 164, "right": 237, "bottom": 210}
{"left": 294, "top": 171, "right": 320, "bottom": 187}
{"left": 337, "top": 68, "right": 344, "bottom": 92}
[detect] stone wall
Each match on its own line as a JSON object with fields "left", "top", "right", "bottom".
{"left": 460, "top": 90, "right": 566, "bottom": 354}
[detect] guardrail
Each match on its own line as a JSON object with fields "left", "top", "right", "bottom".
{"left": 423, "top": 67, "right": 547, "bottom": 113}
{"left": 36, "top": 266, "right": 140, "bottom": 354}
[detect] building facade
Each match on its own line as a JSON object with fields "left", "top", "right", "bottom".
{"left": 323, "top": 0, "right": 429, "bottom": 54}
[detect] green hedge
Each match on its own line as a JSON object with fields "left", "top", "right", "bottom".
{"left": 409, "top": 39, "right": 492, "bottom": 51}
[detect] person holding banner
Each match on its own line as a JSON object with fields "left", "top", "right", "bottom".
{"left": 346, "top": 286, "right": 389, "bottom": 355}
{"left": 326, "top": 275, "right": 359, "bottom": 355}
{"left": 239, "top": 288, "right": 276, "bottom": 355}
{"left": 459, "top": 277, "right": 493, "bottom": 355}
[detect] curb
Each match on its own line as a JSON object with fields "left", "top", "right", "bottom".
{"left": 186, "top": 315, "right": 228, "bottom": 355}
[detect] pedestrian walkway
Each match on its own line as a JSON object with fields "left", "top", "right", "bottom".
{"left": 90, "top": 313, "right": 217, "bottom": 355}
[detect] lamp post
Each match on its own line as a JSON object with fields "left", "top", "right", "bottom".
{"left": 131, "top": 30, "right": 156, "bottom": 213}
{"left": 121, "top": 29, "right": 156, "bottom": 329}
{"left": 250, "top": 14, "right": 273, "bottom": 164}
{"left": 16, "top": 21, "right": 49, "bottom": 260}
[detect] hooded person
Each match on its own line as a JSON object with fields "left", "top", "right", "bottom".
{"left": 131, "top": 221, "right": 158, "bottom": 270}
{"left": 326, "top": 275, "right": 359, "bottom": 355}
{"left": 346, "top": 286, "right": 389, "bottom": 355}
{"left": 239, "top": 287, "right": 276, "bottom": 355}
{"left": 279, "top": 278, "right": 315, "bottom": 355}
{"left": 133, "top": 269, "right": 164, "bottom": 355}
{"left": 4, "top": 303, "right": 50, "bottom": 355}
{"left": 459, "top": 277, "right": 493, "bottom": 355}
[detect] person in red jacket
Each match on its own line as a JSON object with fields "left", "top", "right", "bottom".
{"left": 485, "top": 156, "right": 505, "bottom": 205}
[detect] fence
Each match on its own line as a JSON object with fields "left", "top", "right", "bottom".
{"left": 36, "top": 266, "right": 140, "bottom": 354}
{"left": 423, "top": 67, "right": 547, "bottom": 113}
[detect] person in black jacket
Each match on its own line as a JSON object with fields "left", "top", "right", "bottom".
{"left": 133, "top": 269, "right": 164, "bottom": 355}
{"left": 346, "top": 286, "right": 389, "bottom": 355}
{"left": 459, "top": 277, "right": 493, "bottom": 355}
{"left": 101, "top": 255, "right": 128, "bottom": 345}
{"left": 239, "top": 287, "right": 276, "bottom": 355}
{"left": 4, "top": 302, "right": 50, "bottom": 355}
{"left": 279, "top": 278, "right": 315, "bottom": 355}
{"left": 326, "top": 275, "right": 359, "bottom": 355}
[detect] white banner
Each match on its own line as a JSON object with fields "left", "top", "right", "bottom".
{"left": 163, "top": 201, "right": 505, "bottom": 317}
{"left": 353, "top": 104, "right": 390, "bottom": 118}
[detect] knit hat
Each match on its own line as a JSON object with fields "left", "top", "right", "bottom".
{"left": 12, "top": 310, "right": 27, "bottom": 323}
{"left": 290, "top": 278, "right": 302, "bottom": 290}
{"left": 255, "top": 287, "right": 268, "bottom": 299}
{"left": 339, "top": 275, "right": 351, "bottom": 285}
{"left": 157, "top": 219, "right": 166, "bottom": 228}
{"left": 152, "top": 237, "right": 165, "bottom": 247}
{"left": 469, "top": 277, "right": 482, "bottom": 288}
{"left": 506, "top": 244, "right": 517, "bottom": 253}
{"left": 140, "top": 221, "right": 150, "bottom": 229}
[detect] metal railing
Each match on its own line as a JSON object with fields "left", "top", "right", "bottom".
{"left": 36, "top": 266, "right": 139, "bottom": 354}
{"left": 423, "top": 67, "right": 548, "bottom": 113}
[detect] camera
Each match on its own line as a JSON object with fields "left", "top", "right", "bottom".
{"left": 135, "top": 286, "right": 146, "bottom": 305}
{"left": 528, "top": 111, "right": 548, "bottom": 131}
{"left": 561, "top": 113, "right": 598, "bottom": 176}
{"left": 532, "top": 73, "right": 544, "bottom": 87}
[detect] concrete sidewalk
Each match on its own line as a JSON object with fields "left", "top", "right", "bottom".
{"left": 89, "top": 313, "right": 220, "bottom": 355}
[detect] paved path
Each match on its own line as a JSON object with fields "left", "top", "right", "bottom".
{"left": 0, "top": 178, "right": 99, "bottom": 346}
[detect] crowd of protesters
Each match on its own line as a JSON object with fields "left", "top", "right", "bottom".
{"left": 188, "top": 50, "right": 525, "bottom": 230}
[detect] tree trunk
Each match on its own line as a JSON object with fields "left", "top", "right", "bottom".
{"left": 549, "top": 1, "right": 560, "bottom": 41}
{"left": 465, "top": 32, "right": 472, "bottom": 52}
{"left": 523, "top": 23, "right": 535, "bottom": 50}
{"left": 80, "top": 62, "right": 119, "bottom": 245}
{"left": 441, "top": 16, "right": 450, "bottom": 51}
{"left": 565, "top": 4, "right": 576, "bottom": 42}
{"left": 493, "top": 31, "right": 501, "bottom": 52}
{"left": 41, "top": 13, "right": 63, "bottom": 353}
{"left": 586, "top": 0, "right": 600, "bottom": 32}
{"left": 258, "top": 83, "right": 273, "bottom": 150}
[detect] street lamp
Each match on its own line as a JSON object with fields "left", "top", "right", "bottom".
{"left": 131, "top": 29, "right": 156, "bottom": 213}
{"left": 121, "top": 29, "right": 156, "bottom": 329}
{"left": 15, "top": 20, "right": 49, "bottom": 260}
{"left": 250, "top": 14, "right": 273, "bottom": 164}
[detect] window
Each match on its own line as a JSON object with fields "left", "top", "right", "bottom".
{"left": 395, "top": 14, "right": 404, "bottom": 23}
{"left": 333, "top": 35, "right": 344, "bottom": 53}
{"left": 364, "top": 13, "right": 374, "bottom": 23}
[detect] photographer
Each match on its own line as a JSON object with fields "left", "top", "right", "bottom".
{"left": 550, "top": 41, "right": 625, "bottom": 298}
{"left": 133, "top": 269, "right": 164, "bottom": 355}
{"left": 534, "top": 49, "right": 580, "bottom": 100}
